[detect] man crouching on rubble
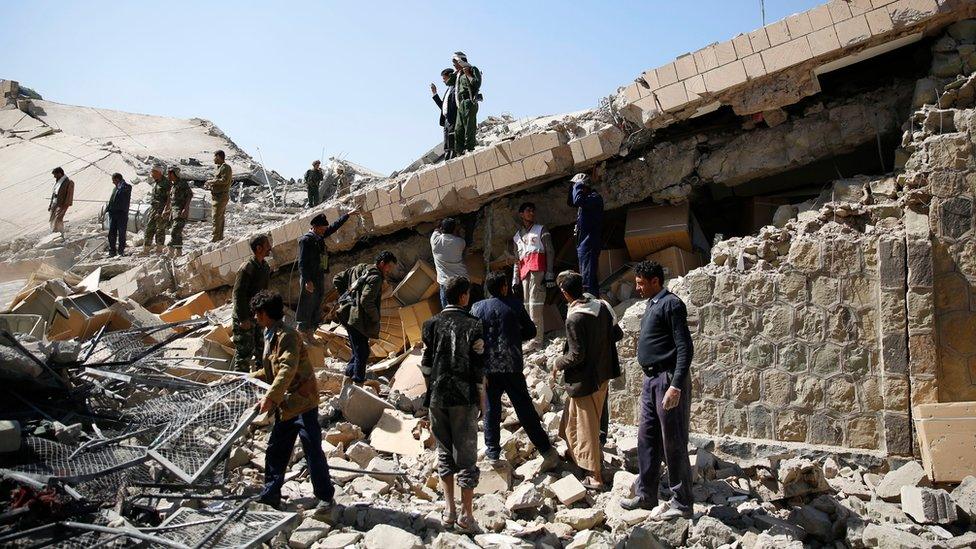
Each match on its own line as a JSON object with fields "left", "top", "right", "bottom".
{"left": 249, "top": 290, "right": 335, "bottom": 512}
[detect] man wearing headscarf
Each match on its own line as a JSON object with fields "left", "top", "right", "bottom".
{"left": 452, "top": 51, "right": 482, "bottom": 156}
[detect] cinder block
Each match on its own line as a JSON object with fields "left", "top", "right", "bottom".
{"left": 522, "top": 146, "right": 573, "bottom": 180}
{"left": 437, "top": 186, "right": 459, "bottom": 210}
{"left": 866, "top": 6, "right": 895, "bottom": 33}
{"left": 447, "top": 158, "right": 466, "bottom": 183}
{"left": 808, "top": 5, "right": 833, "bottom": 30}
{"left": 472, "top": 145, "right": 498, "bottom": 170}
{"left": 655, "top": 81, "right": 690, "bottom": 112}
{"left": 732, "top": 34, "right": 754, "bottom": 58}
{"left": 434, "top": 164, "right": 452, "bottom": 187}
{"left": 766, "top": 20, "right": 792, "bottom": 46}
{"left": 675, "top": 54, "right": 698, "bottom": 80}
{"left": 714, "top": 41, "right": 737, "bottom": 65}
{"left": 461, "top": 154, "right": 478, "bottom": 177}
{"left": 372, "top": 205, "right": 394, "bottom": 228}
{"left": 703, "top": 61, "right": 747, "bottom": 93}
{"left": 494, "top": 141, "right": 516, "bottom": 164}
{"left": 551, "top": 474, "right": 587, "bottom": 505}
{"left": 510, "top": 136, "right": 536, "bottom": 160}
{"left": 475, "top": 172, "right": 494, "bottom": 195}
{"left": 530, "top": 131, "right": 567, "bottom": 153}
{"left": 901, "top": 486, "right": 958, "bottom": 524}
{"left": 835, "top": 15, "right": 872, "bottom": 47}
{"left": 749, "top": 28, "right": 771, "bottom": 51}
{"left": 685, "top": 74, "right": 706, "bottom": 99}
{"left": 570, "top": 139, "right": 586, "bottom": 165}
{"left": 693, "top": 46, "right": 719, "bottom": 73}
{"left": 827, "top": 0, "right": 854, "bottom": 22}
{"left": 389, "top": 182, "right": 402, "bottom": 203}
{"left": 455, "top": 176, "right": 479, "bottom": 200}
{"left": 786, "top": 12, "right": 814, "bottom": 36}
{"left": 656, "top": 62, "right": 679, "bottom": 86}
{"left": 640, "top": 69, "right": 661, "bottom": 91}
{"left": 401, "top": 173, "right": 421, "bottom": 198}
{"left": 849, "top": 0, "right": 874, "bottom": 15}
{"left": 808, "top": 26, "right": 842, "bottom": 56}
{"left": 408, "top": 189, "right": 439, "bottom": 217}
{"left": 761, "top": 36, "right": 814, "bottom": 73}
{"left": 489, "top": 161, "right": 527, "bottom": 191}
{"left": 742, "top": 53, "right": 767, "bottom": 79}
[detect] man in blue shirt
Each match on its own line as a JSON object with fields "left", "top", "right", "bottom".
{"left": 621, "top": 260, "right": 694, "bottom": 521}
{"left": 567, "top": 173, "right": 603, "bottom": 296}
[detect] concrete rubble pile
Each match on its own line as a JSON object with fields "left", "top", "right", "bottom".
{"left": 2, "top": 1, "right": 976, "bottom": 547}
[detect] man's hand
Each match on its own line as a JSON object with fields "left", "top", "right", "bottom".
{"left": 430, "top": 83, "right": 437, "bottom": 95}
{"left": 304, "top": 281, "right": 314, "bottom": 293}
{"left": 662, "top": 387, "right": 681, "bottom": 410}
{"left": 478, "top": 390, "right": 487, "bottom": 419}
{"left": 258, "top": 396, "right": 274, "bottom": 413}
{"left": 463, "top": 66, "right": 473, "bottom": 76}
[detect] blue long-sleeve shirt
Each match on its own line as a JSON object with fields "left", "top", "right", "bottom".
{"left": 470, "top": 296, "right": 536, "bottom": 375}
{"left": 637, "top": 289, "right": 694, "bottom": 389}
{"left": 569, "top": 181, "right": 603, "bottom": 250}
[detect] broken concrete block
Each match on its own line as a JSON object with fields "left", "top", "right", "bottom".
{"left": 861, "top": 523, "right": 929, "bottom": 549}
{"left": 761, "top": 36, "right": 815, "bottom": 73}
{"left": 0, "top": 420, "right": 21, "bottom": 453}
{"left": 488, "top": 161, "right": 527, "bottom": 192}
{"left": 473, "top": 494, "right": 510, "bottom": 533}
{"left": 289, "top": 517, "right": 331, "bottom": 549}
{"left": 551, "top": 474, "right": 587, "bottom": 506}
{"left": 555, "top": 508, "right": 606, "bottom": 531}
{"left": 339, "top": 384, "right": 393, "bottom": 432}
{"left": 362, "top": 524, "right": 423, "bottom": 549}
{"left": 369, "top": 409, "right": 425, "bottom": 456}
{"left": 901, "top": 486, "right": 958, "bottom": 524}
{"left": 950, "top": 476, "right": 976, "bottom": 524}
{"left": 506, "top": 483, "right": 543, "bottom": 511}
{"left": 790, "top": 505, "right": 832, "bottom": 542}
{"left": 475, "top": 460, "right": 513, "bottom": 495}
{"left": 521, "top": 146, "right": 573, "bottom": 180}
{"left": 350, "top": 474, "right": 391, "bottom": 496}
{"left": 324, "top": 422, "right": 364, "bottom": 446}
{"left": 365, "top": 456, "right": 398, "bottom": 485}
{"left": 612, "top": 470, "right": 637, "bottom": 497}
{"left": 875, "top": 460, "right": 929, "bottom": 501}
{"left": 345, "top": 441, "right": 379, "bottom": 468}
{"left": 317, "top": 531, "right": 363, "bottom": 549}
{"left": 915, "top": 401, "right": 976, "bottom": 482}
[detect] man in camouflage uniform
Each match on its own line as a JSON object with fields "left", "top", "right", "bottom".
{"left": 143, "top": 165, "right": 171, "bottom": 255}
{"left": 305, "top": 160, "right": 324, "bottom": 207}
{"left": 168, "top": 166, "right": 192, "bottom": 257}
{"left": 232, "top": 234, "right": 272, "bottom": 372}
{"left": 452, "top": 51, "right": 482, "bottom": 156}
{"left": 205, "top": 150, "right": 232, "bottom": 242}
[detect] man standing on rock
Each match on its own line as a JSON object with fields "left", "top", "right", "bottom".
{"left": 431, "top": 217, "right": 467, "bottom": 307}
{"left": 452, "top": 51, "right": 481, "bottom": 156}
{"left": 431, "top": 68, "right": 458, "bottom": 160}
{"left": 232, "top": 234, "right": 273, "bottom": 372}
{"left": 620, "top": 260, "right": 694, "bottom": 521}
{"left": 568, "top": 173, "right": 604, "bottom": 296}
{"left": 249, "top": 290, "right": 335, "bottom": 513}
{"left": 143, "top": 165, "right": 171, "bottom": 255}
{"left": 106, "top": 173, "right": 131, "bottom": 257}
{"left": 296, "top": 211, "right": 353, "bottom": 335}
{"left": 205, "top": 150, "right": 232, "bottom": 242}
{"left": 511, "top": 201, "right": 555, "bottom": 352}
{"left": 420, "top": 276, "right": 484, "bottom": 531}
{"left": 333, "top": 250, "right": 397, "bottom": 385}
{"left": 551, "top": 270, "right": 622, "bottom": 490}
{"left": 168, "top": 167, "right": 192, "bottom": 257}
{"left": 49, "top": 167, "right": 74, "bottom": 235}
{"left": 471, "top": 271, "right": 560, "bottom": 471}
{"left": 304, "top": 160, "right": 324, "bottom": 207}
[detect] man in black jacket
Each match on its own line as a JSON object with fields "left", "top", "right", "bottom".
{"left": 106, "top": 173, "right": 131, "bottom": 257}
{"left": 296, "top": 211, "right": 352, "bottom": 335}
{"left": 431, "top": 68, "right": 457, "bottom": 161}
{"left": 621, "top": 260, "right": 694, "bottom": 521}
{"left": 421, "top": 276, "right": 484, "bottom": 531}
{"left": 333, "top": 251, "right": 397, "bottom": 385}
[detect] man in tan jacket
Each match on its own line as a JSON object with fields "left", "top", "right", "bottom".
{"left": 205, "top": 150, "right": 232, "bottom": 242}
{"left": 49, "top": 167, "right": 74, "bottom": 234}
{"left": 250, "top": 290, "right": 334, "bottom": 512}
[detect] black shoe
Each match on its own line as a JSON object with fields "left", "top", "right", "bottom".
{"left": 619, "top": 496, "right": 656, "bottom": 511}
{"left": 107, "top": 251, "right": 116, "bottom": 257}
{"left": 314, "top": 499, "right": 335, "bottom": 514}
{"left": 256, "top": 496, "right": 281, "bottom": 510}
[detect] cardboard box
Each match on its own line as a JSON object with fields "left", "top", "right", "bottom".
{"left": 392, "top": 260, "right": 439, "bottom": 306}
{"left": 160, "top": 291, "right": 216, "bottom": 323}
{"left": 648, "top": 246, "right": 703, "bottom": 279}
{"left": 624, "top": 203, "right": 692, "bottom": 260}
{"left": 398, "top": 296, "right": 441, "bottom": 346}
{"left": 598, "top": 249, "right": 630, "bottom": 285}
{"left": 915, "top": 402, "right": 976, "bottom": 483}
{"left": 47, "top": 290, "right": 117, "bottom": 341}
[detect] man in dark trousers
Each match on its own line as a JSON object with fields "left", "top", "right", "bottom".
{"left": 333, "top": 250, "right": 398, "bottom": 385}
{"left": 106, "top": 173, "right": 131, "bottom": 257}
{"left": 431, "top": 68, "right": 457, "bottom": 161}
{"left": 471, "top": 271, "right": 560, "bottom": 470}
{"left": 232, "top": 235, "right": 273, "bottom": 372}
{"left": 567, "top": 173, "right": 604, "bottom": 296}
{"left": 296, "top": 211, "right": 352, "bottom": 335}
{"left": 304, "top": 160, "right": 324, "bottom": 207}
{"left": 250, "top": 290, "right": 334, "bottom": 513}
{"left": 621, "top": 260, "right": 694, "bottom": 521}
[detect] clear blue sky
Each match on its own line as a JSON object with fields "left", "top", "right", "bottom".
{"left": 3, "top": 1, "right": 823, "bottom": 177}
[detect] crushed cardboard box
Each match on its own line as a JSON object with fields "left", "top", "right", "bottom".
{"left": 398, "top": 296, "right": 441, "bottom": 346}
{"left": 392, "top": 260, "right": 438, "bottom": 306}
{"left": 624, "top": 202, "right": 693, "bottom": 260}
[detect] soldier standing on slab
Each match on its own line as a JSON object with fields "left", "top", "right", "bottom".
{"left": 232, "top": 234, "right": 272, "bottom": 372}
{"left": 168, "top": 167, "right": 192, "bottom": 257}
{"left": 452, "top": 51, "right": 482, "bottom": 156}
{"left": 304, "top": 160, "right": 324, "bottom": 207}
{"left": 205, "top": 150, "right": 232, "bottom": 242}
{"left": 143, "top": 165, "right": 171, "bottom": 255}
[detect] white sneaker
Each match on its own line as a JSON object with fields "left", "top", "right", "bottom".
{"left": 649, "top": 500, "right": 691, "bottom": 521}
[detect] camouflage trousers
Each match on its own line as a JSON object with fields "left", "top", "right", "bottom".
{"left": 232, "top": 320, "right": 263, "bottom": 372}
{"left": 170, "top": 216, "right": 187, "bottom": 247}
{"left": 144, "top": 207, "right": 169, "bottom": 246}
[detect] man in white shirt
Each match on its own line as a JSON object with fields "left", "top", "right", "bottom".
{"left": 511, "top": 202, "right": 555, "bottom": 352}
{"left": 431, "top": 217, "right": 468, "bottom": 307}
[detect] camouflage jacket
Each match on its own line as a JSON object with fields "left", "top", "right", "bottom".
{"left": 304, "top": 168, "right": 324, "bottom": 187}
{"left": 209, "top": 163, "right": 233, "bottom": 195}
{"left": 232, "top": 258, "right": 271, "bottom": 321}
{"left": 149, "top": 176, "right": 171, "bottom": 209}
{"left": 172, "top": 180, "right": 193, "bottom": 219}
{"left": 252, "top": 322, "right": 319, "bottom": 421}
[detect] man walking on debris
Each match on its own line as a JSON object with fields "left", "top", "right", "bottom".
{"left": 233, "top": 234, "right": 273, "bottom": 372}
{"left": 249, "top": 290, "right": 335, "bottom": 512}
{"left": 168, "top": 167, "right": 192, "bottom": 257}
{"left": 420, "top": 275, "right": 484, "bottom": 531}
{"left": 551, "top": 270, "right": 622, "bottom": 490}
{"left": 205, "top": 149, "right": 232, "bottom": 242}
{"left": 471, "top": 271, "right": 560, "bottom": 471}
{"left": 568, "top": 173, "right": 604, "bottom": 296}
{"left": 452, "top": 51, "right": 481, "bottom": 156}
{"left": 431, "top": 68, "right": 458, "bottom": 160}
{"left": 106, "top": 173, "right": 131, "bottom": 257}
{"left": 621, "top": 260, "right": 694, "bottom": 520}
{"left": 304, "top": 160, "right": 324, "bottom": 207}
{"left": 143, "top": 165, "right": 171, "bottom": 255}
{"left": 431, "top": 217, "right": 468, "bottom": 307}
{"left": 296, "top": 211, "right": 353, "bottom": 335}
{"left": 334, "top": 250, "right": 397, "bottom": 385}
{"left": 511, "top": 201, "right": 555, "bottom": 352}
{"left": 49, "top": 167, "right": 74, "bottom": 235}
